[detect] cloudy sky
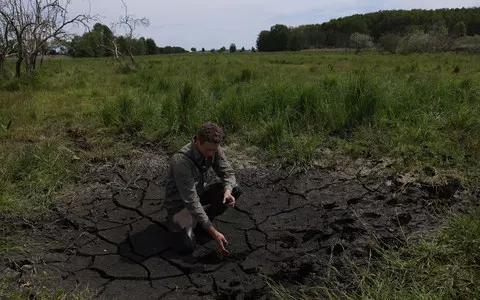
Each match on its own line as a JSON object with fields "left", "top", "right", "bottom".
{"left": 69, "top": 0, "right": 478, "bottom": 49}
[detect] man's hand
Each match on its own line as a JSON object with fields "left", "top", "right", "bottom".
{"left": 223, "top": 189, "right": 236, "bottom": 207}
{"left": 214, "top": 231, "right": 229, "bottom": 254}
{"left": 207, "top": 226, "right": 229, "bottom": 254}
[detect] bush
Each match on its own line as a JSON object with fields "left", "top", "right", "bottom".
{"left": 237, "top": 68, "right": 254, "bottom": 83}
{"left": 454, "top": 35, "right": 480, "bottom": 53}
{"left": 397, "top": 25, "right": 451, "bottom": 54}
{"left": 378, "top": 34, "right": 401, "bottom": 53}
{"left": 259, "top": 116, "right": 287, "bottom": 152}
{"left": 0, "top": 76, "right": 42, "bottom": 92}
{"left": 102, "top": 94, "right": 144, "bottom": 134}
{"left": 343, "top": 72, "right": 381, "bottom": 129}
{"left": 116, "top": 63, "right": 136, "bottom": 74}
{"left": 349, "top": 32, "right": 374, "bottom": 50}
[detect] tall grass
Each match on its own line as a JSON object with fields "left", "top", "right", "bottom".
{"left": 1, "top": 51, "right": 479, "bottom": 298}
{"left": 1, "top": 51, "right": 479, "bottom": 218}
{"left": 268, "top": 209, "right": 480, "bottom": 300}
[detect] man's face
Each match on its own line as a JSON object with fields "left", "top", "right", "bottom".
{"left": 195, "top": 137, "right": 219, "bottom": 159}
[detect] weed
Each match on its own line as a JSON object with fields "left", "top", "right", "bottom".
{"left": 259, "top": 116, "right": 287, "bottom": 152}
{"left": 178, "top": 81, "right": 196, "bottom": 131}
{"left": 0, "top": 51, "right": 479, "bottom": 222}
{"left": 343, "top": 71, "right": 381, "bottom": 129}
{"left": 237, "top": 68, "right": 254, "bottom": 82}
{"left": 102, "top": 94, "right": 143, "bottom": 134}
{"left": 407, "top": 61, "right": 419, "bottom": 72}
{"left": 116, "top": 63, "right": 136, "bottom": 74}
{"left": 268, "top": 209, "right": 480, "bottom": 300}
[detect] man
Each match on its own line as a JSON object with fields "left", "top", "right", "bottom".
{"left": 164, "top": 122, "right": 242, "bottom": 254}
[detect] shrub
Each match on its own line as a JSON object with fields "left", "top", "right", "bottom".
{"left": 453, "top": 35, "right": 480, "bottom": 53}
{"left": 101, "top": 94, "right": 144, "bottom": 134}
{"left": 237, "top": 68, "right": 254, "bottom": 83}
{"left": 343, "top": 72, "right": 381, "bottom": 129}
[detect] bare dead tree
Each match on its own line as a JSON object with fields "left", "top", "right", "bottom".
{"left": 0, "top": 5, "right": 16, "bottom": 74}
{"left": 97, "top": 26, "right": 123, "bottom": 65}
{"left": 114, "top": 0, "right": 149, "bottom": 66}
{"left": 25, "top": 0, "right": 92, "bottom": 75}
{"left": 0, "top": 0, "right": 92, "bottom": 77}
{"left": 1, "top": 0, "right": 31, "bottom": 77}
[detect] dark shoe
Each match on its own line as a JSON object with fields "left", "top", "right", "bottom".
{"left": 232, "top": 184, "right": 243, "bottom": 200}
{"left": 193, "top": 224, "right": 212, "bottom": 244}
{"left": 170, "top": 229, "right": 196, "bottom": 255}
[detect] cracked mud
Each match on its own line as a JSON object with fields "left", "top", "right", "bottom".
{"left": 2, "top": 153, "right": 475, "bottom": 299}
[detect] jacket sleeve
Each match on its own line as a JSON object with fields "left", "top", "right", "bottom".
{"left": 171, "top": 156, "right": 212, "bottom": 229}
{"left": 212, "top": 147, "right": 236, "bottom": 192}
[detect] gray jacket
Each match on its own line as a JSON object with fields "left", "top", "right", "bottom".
{"left": 164, "top": 139, "right": 236, "bottom": 229}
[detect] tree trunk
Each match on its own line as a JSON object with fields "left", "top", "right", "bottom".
{"left": 24, "top": 55, "right": 31, "bottom": 75}
{"left": 129, "top": 52, "right": 135, "bottom": 65}
{"left": 32, "top": 53, "right": 37, "bottom": 73}
{"left": 0, "top": 54, "right": 5, "bottom": 74}
{"left": 15, "top": 56, "right": 23, "bottom": 78}
{"left": 25, "top": 53, "right": 37, "bottom": 76}
{"left": 40, "top": 52, "right": 44, "bottom": 70}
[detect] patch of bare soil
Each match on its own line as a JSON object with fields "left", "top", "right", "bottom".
{"left": 1, "top": 150, "right": 476, "bottom": 299}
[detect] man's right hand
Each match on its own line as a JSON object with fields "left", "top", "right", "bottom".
{"left": 207, "top": 226, "right": 229, "bottom": 254}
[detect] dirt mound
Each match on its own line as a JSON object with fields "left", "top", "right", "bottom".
{"left": 1, "top": 152, "right": 475, "bottom": 299}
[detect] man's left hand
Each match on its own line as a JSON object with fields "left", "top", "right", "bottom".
{"left": 223, "top": 189, "right": 236, "bottom": 207}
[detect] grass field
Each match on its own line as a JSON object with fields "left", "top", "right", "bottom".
{"left": 1, "top": 51, "right": 479, "bottom": 298}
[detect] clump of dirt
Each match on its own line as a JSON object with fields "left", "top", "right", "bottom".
{"left": 1, "top": 150, "right": 476, "bottom": 299}
{"left": 65, "top": 127, "right": 93, "bottom": 151}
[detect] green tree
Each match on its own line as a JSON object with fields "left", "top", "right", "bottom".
{"left": 255, "top": 8, "right": 480, "bottom": 51}
{"left": 270, "top": 24, "right": 290, "bottom": 51}
{"left": 219, "top": 46, "right": 226, "bottom": 52}
{"left": 240, "top": 47, "right": 245, "bottom": 52}
{"left": 92, "top": 23, "right": 114, "bottom": 56}
{"left": 202, "top": 47, "right": 205, "bottom": 52}
{"left": 229, "top": 43, "right": 236, "bottom": 53}
{"left": 133, "top": 37, "right": 147, "bottom": 55}
{"left": 349, "top": 32, "right": 374, "bottom": 52}
{"left": 378, "top": 33, "right": 401, "bottom": 53}
{"left": 257, "top": 30, "right": 273, "bottom": 51}
{"left": 452, "top": 21, "right": 467, "bottom": 37}
{"left": 116, "top": 36, "right": 128, "bottom": 54}
{"left": 145, "top": 38, "right": 157, "bottom": 55}
{"left": 191, "top": 47, "right": 196, "bottom": 52}
{"left": 68, "top": 35, "right": 94, "bottom": 57}
{"left": 288, "top": 29, "right": 307, "bottom": 51}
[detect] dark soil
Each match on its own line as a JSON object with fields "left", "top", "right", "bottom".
{"left": 0, "top": 152, "right": 476, "bottom": 299}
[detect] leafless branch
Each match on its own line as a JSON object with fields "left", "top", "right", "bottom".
{"left": 0, "top": 0, "right": 94, "bottom": 76}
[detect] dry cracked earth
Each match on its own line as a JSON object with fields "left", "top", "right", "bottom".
{"left": 1, "top": 151, "right": 476, "bottom": 299}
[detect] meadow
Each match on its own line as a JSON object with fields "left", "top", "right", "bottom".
{"left": 0, "top": 51, "right": 479, "bottom": 298}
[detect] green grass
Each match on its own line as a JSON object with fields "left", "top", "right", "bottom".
{"left": 1, "top": 52, "right": 479, "bottom": 216}
{"left": 0, "top": 274, "right": 93, "bottom": 299}
{"left": 0, "top": 51, "right": 479, "bottom": 297}
{"left": 268, "top": 209, "right": 480, "bottom": 300}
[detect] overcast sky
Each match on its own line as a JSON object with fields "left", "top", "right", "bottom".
{"left": 69, "top": 0, "right": 478, "bottom": 50}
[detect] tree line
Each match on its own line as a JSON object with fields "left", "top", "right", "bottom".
{"left": 67, "top": 23, "right": 187, "bottom": 58}
{"left": 0, "top": 0, "right": 183, "bottom": 78}
{"left": 256, "top": 7, "right": 480, "bottom": 53}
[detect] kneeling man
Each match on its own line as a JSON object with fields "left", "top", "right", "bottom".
{"left": 164, "top": 122, "right": 242, "bottom": 254}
